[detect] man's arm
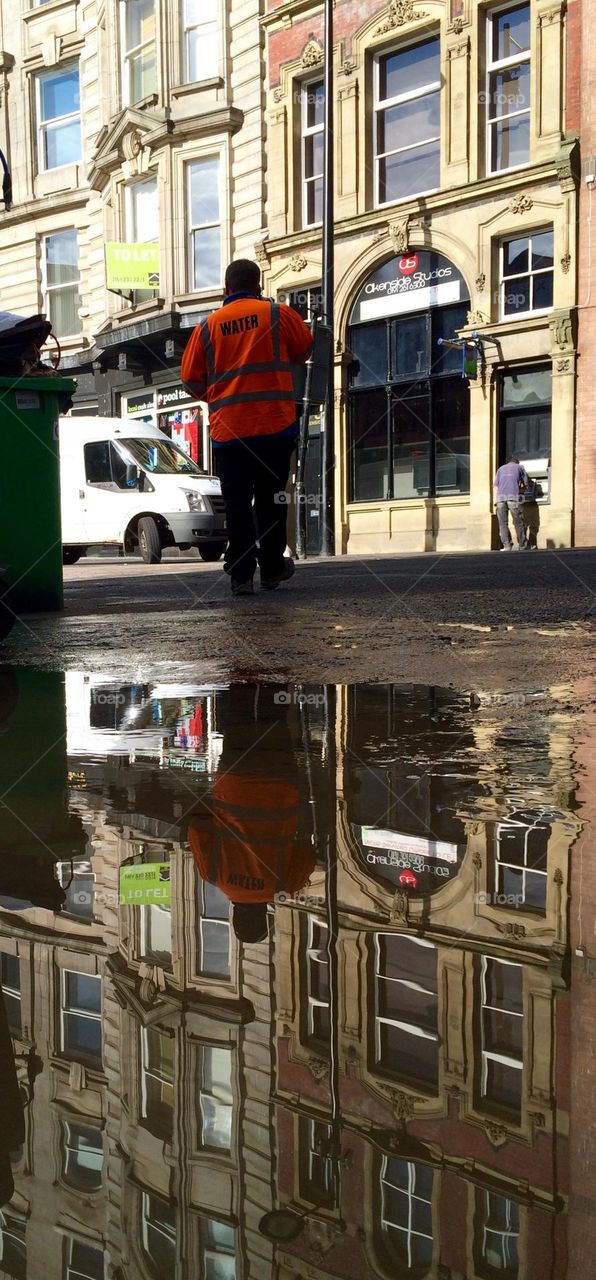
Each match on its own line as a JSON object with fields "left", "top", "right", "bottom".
{"left": 280, "top": 304, "right": 314, "bottom": 364}
{"left": 181, "top": 324, "right": 208, "bottom": 398}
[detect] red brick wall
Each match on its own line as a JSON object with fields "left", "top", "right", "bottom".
{"left": 267, "top": 0, "right": 388, "bottom": 86}
{"left": 573, "top": 0, "right": 596, "bottom": 543}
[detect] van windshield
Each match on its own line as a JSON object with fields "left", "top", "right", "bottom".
{"left": 118, "top": 438, "right": 204, "bottom": 476}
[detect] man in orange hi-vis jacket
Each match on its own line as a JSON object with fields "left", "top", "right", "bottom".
{"left": 181, "top": 259, "right": 312, "bottom": 596}
{"left": 187, "top": 686, "right": 316, "bottom": 944}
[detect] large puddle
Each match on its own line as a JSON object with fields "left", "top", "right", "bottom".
{"left": 0, "top": 670, "right": 592, "bottom": 1278}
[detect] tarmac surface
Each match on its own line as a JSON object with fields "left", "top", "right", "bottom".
{"left": 3, "top": 547, "right": 596, "bottom": 694}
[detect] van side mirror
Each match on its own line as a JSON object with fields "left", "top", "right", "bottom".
{"left": 125, "top": 463, "right": 140, "bottom": 489}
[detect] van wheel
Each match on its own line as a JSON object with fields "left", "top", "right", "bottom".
{"left": 63, "top": 547, "right": 83, "bottom": 566}
{"left": 138, "top": 517, "right": 162, "bottom": 564}
{"left": 199, "top": 542, "right": 226, "bottom": 563}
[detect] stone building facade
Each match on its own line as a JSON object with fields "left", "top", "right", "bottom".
{"left": 262, "top": 0, "right": 578, "bottom": 553}
{"left": 0, "top": 0, "right": 266, "bottom": 465}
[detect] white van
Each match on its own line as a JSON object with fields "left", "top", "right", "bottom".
{"left": 59, "top": 417, "right": 226, "bottom": 565}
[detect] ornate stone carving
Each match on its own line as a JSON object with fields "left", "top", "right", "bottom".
{"left": 555, "top": 137, "right": 580, "bottom": 192}
{"left": 555, "top": 358, "right": 571, "bottom": 372}
{"left": 254, "top": 239, "right": 270, "bottom": 266}
{"left": 122, "top": 129, "right": 143, "bottom": 161}
{"left": 452, "top": 16, "right": 465, "bottom": 34}
{"left": 340, "top": 59, "right": 356, "bottom": 76}
{"left": 388, "top": 1088, "right": 415, "bottom": 1119}
{"left": 307, "top": 1056, "right": 329, "bottom": 1080}
{"left": 550, "top": 313, "right": 573, "bottom": 350}
{"left": 496, "top": 921, "right": 526, "bottom": 939}
{"left": 389, "top": 216, "right": 410, "bottom": 254}
{"left": 288, "top": 254, "right": 308, "bottom": 272}
{"left": 376, "top": 1, "right": 429, "bottom": 34}
{"left": 485, "top": 1121, "right": 508, "bottom": 1147}
{"left": 390, "top": 889, "right": 409, "bottom": 921}
{"left": 553, "top": 867, "right": 564, "bottom": 884}
{"left": 371, "top": 225, "right": 388, "bottom": 244}
{"left": 138, "top": 975, "right": 158, "bottom": 1005}
{"left": 509, "top": 193, "right": 533, "bottom": 214}
{"left": 561, "top": 253, "right": 571, "bottom": 273}
{"left": 273, "top": 87, "right": 284, "bottom": 103}
{"left": 301, "top": 38, "right": 324, "bottom": 69}
{"left": 472, "top": 851, "right": 482, "bottom": 870}
{"left": 475, "top": 272, "right": 486, "bottom": 292}
{"left": 467, "top": 309, "right": 490, "bottom": 327}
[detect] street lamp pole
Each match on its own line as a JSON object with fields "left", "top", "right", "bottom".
{"left": 321, "top": 0, "right": 335, "bottom": 556}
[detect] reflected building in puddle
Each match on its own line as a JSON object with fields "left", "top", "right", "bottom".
{"left": 0, "top": 671, "right": 586, "bottom": 1279}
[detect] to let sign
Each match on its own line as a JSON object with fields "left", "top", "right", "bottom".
{"left": 119, "top": 863, "right": 171, "bottom": 906}
{"left": 105, "top": 243, "right": 161, "bottom": 290}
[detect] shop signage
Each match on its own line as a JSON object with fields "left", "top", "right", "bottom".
{"left": 157, "top": 385, "right": 196, "bottom": 409}
{"left": 355, "top": 826, "right": 462, "bottom": 894}
{"left": 350, "top": 252, "right": 468, "bottom": 325}
{"left": 105, "top": 243, "right": 161, "bottom": 290}
{"left": 124, "top": 392, "right": 154, "bottom": 416}
{"left": 119, "top": 863, "right": 171, "bottom": 905}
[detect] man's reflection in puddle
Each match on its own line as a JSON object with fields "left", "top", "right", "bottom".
{"left": 188, "top": 686, "right": 315, "bottom": 943}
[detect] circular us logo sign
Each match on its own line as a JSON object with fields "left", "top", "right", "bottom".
{"left": 398, "top": 254, "right": 419, "bottom": 275}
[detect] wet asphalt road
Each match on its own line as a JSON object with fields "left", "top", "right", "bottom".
{"left": 2, "top": 548, "right": 596, "bottom": 690}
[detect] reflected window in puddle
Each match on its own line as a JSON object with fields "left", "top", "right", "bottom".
{"left": 378, "top": 1156, "right": 433, "bottom": 1272}
{"left": 60, "top": 971, "right": 103, "bottom": 1069}
{"left": 141, "top": 1028, "right": 175, "bottom": 1143}
{"left": 298, "top": 1117, "right": 337, "bottom": 1209}
{"left": 142, "top": 1193, "right": 176, "bottom": 1279}
{"left": 203, "top": 1218, "right": 235, "bottom": 1280}
{"left": 0, "top": 1208, "right": 26, "bottom": 1280}
{"left": 197, "top": 1045, "right": 233, "bottom": 1151}
{"left": 197, "top": 880, "right": 231, "bottom": 979}
{"left": 1, "top": 953, "right": 21, "bottom": 1036}
{"left": 59, "top": 860, "right": 95, "bottom": 922}
{"left": 60, "top": 1120, "right": 104, "bottom": 1193}
{"left": 494, "top": 811, "right": 549, "bottom": 913}
{"left": 475, "top": 1189, "right": 520, "bottom": 1279}
{"left": 63, "top": 1234, "right": 105, "bottom": 1280}
{"left": 479, "top": 957, "right": 523, "bottom": 1119}
{"left": 140, "top": 903, "right": 172, "bottom": 969}
{"left": 302, "top": 915, "right": 330, "bottom": 1052}
{"left": 374, "top": 935, "right": 439, "bottom": 1090}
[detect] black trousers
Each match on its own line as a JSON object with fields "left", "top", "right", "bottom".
{"left": 214, "top": 435, "right": 295, "bottom": 582}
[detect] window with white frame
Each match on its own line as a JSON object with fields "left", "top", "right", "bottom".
{"left": 140, "top": 903, "right": 172, "bottom": 968}
{"left": 201, "top": 1219, "right": 235, "bottom": 1280}
{"left": 37, "top": 63, "right": 81, "bottom": 171}
{"left": 42, "top": 229, "right": 82, "bottom": 339}
{"left": 184, "top": 0, "right": 219, "bottom": 84}
{"left": 476, "top": 1190, "right": 520, "bottom": 1279}
{"left": 298, "top": 1116, "right": 336, "bottom": 1208}
{"left": 141, "top": 1027, "right": 175, "bottom": 1142}
{"left": 380, "top": 1157, "right": 433, "bottom": 1271}
{"left": 197, "top": 879, "right": 230, "bottom": 978}
{"left": 301, "top": 80, "right": 324, "bottom": 227}
{"left": 0, "top": 1209, "right": 26, "bottom": 1280}
{"left": 374, "top": 934, "right": 439, "bottom": 1088}
{"left": 494, "top": 809, "right": 549, "bottom": 911}
{"left": 197, "top": 1044, "right": 233, "bottom": 1151}
{"left": 63, "top": 1234, "right": 105, "bottom": 1280}
{"left": 486, "top": 3, "right": 531, "bottom": 173}
{"left": 143, "top": 1193, "right": 176, "bottom": 1276}
{"left": 1, "top": 953, "right": 21, "bottom": 1035}
{"left": 500, "top": 228, "right": 554, "bottom": 318}
{"left": 480, "top": 957, "right": 523, "bottom": 1116}
{"left": 304, "top": 915, "right": 330, "bottom": 1048}
{"left": 374, "top": 38, "right": 440, "bottom": 206}
{"left": 61, "top": 1120, "right": 104, "bottom": 1192}
{"left": 125, "top": 176, "right": 159, "bottom": 302}
{"left": 188, "top": 156, "right": 222, "bottom": 291}
{"left": 58, "top": 859, "right": 94, "bottom": 920}
{"left": 120, "top": 0, "right": 157, "bottom": 105}
{"left": 61, "top": 970, "right": 102, "bottom": 1067}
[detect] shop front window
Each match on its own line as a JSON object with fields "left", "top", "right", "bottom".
{"left": 349, "top": 301, "right": 470, "bottom": 502}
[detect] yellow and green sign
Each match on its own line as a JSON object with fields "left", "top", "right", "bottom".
{"left": 105, "top": 243, "right": 160, "bottom": 290}
{"left": 119, "top": 862, "right": 171, "bottom": 906}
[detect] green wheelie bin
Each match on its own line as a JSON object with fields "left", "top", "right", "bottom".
{"left": 0, "top": 373, "right": 76, "bottom": 613}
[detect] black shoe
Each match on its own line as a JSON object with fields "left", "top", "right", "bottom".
{"left": 231, "top": 577, "right": 254, "bottom": 596}
{"left": 261, "top": 557, "right": 295, "bottom": 590}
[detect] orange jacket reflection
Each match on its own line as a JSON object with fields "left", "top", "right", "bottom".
{"left": 188, "top": 773, "right": 314, "bottom": 903}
